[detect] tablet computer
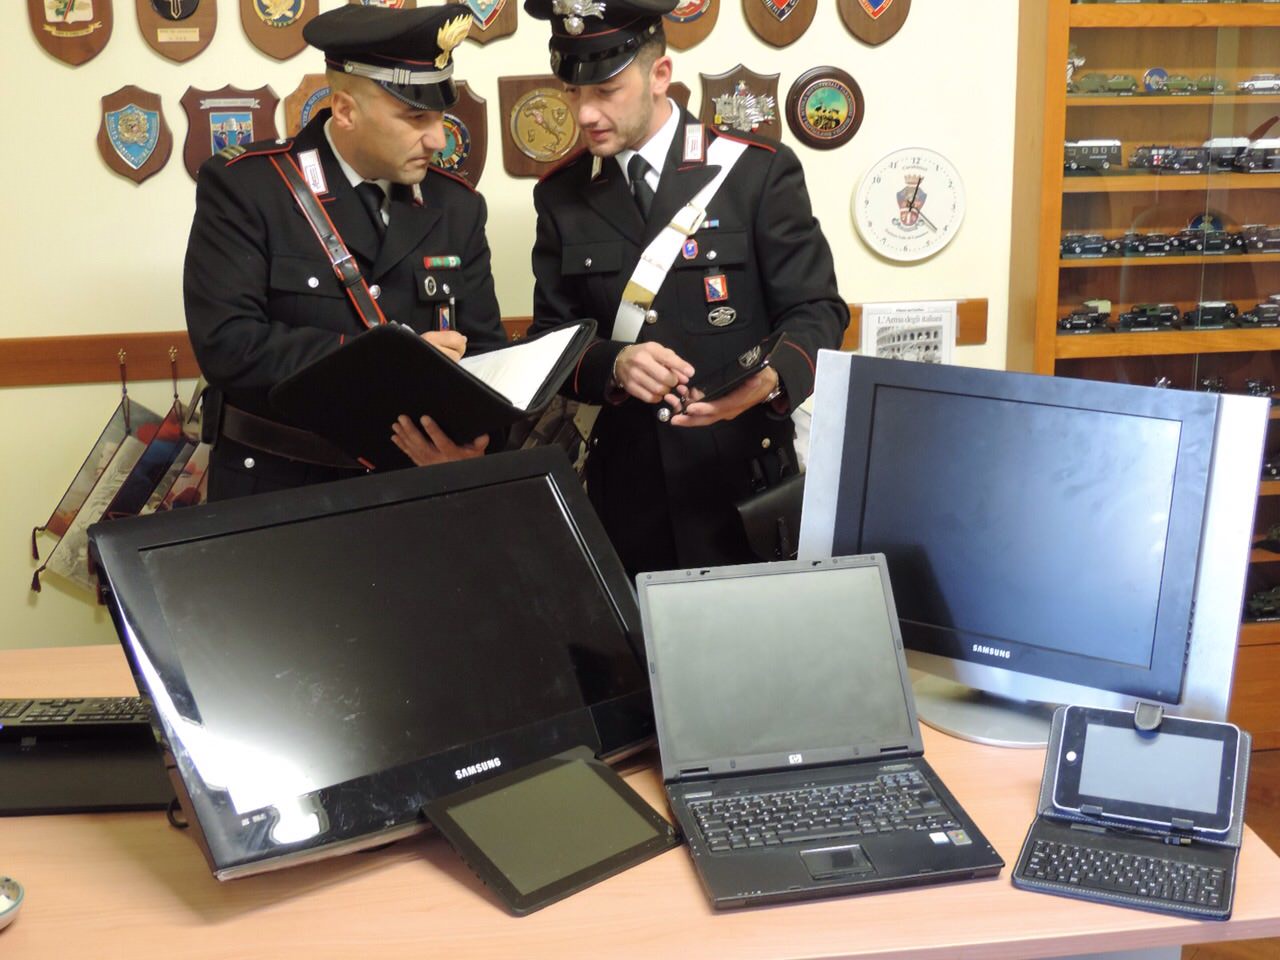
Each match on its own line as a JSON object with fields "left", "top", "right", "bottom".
{"left": 1051, "top": 705, "right": 1240, "bottom": 836}
{"left": 424, "top": 747, "right": 679, "bottom": 915}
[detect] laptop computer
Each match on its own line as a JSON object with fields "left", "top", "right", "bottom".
{"left": 637, "top": 554, "right": 1004, "bottom": 909}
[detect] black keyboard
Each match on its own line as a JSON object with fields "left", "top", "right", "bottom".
{"left": 688, "top": 771, "right": 960, "bottom": 853}
{"left": 0, "top": 696, "right": 150, "bottom": 730}
{"left": 1022, "top": 837, "right": 1227, "bottom": 911}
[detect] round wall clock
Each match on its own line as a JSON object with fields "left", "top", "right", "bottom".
{"left": 852, "top": 147, "right": 965, "bottom": 262}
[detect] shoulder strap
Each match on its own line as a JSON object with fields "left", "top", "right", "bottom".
{"left": 268, "top": 153, "right": 387, "bottom": 330}
{"left": 612, "top": 130, "right": 750, "bottom": 343}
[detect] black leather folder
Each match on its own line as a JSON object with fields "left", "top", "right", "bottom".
{"left": 269, "top": 320, "right": 596, "bottom": 470}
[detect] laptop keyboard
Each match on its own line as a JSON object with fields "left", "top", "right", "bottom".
{"left": 688, "top": 771, "right": 960, "bottom": 853}
{"left": 1021, "top": 838, "right": 1226, "bottom": 910}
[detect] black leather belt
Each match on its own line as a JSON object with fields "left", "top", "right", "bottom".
{"left": 220, "top": 405, "right": 364, "bottom": 470}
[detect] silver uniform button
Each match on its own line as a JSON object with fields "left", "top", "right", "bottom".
{"left": 369, "top": 284, "right": 381, "bottom": 300}
{"left": 644, "top": 309, "right": 659, "bottom": 325}
{"left": 706, "top": 250, "right": 718, "bottom": 261}
{"left": 760, "top": 438, "right": 771, "bottom": 450}
{"left": 244, "top": 457, "right": 256, "bottom": 469}
{"left": 584, "top": 257, "right": 593, "bottom": 268}
{"left": 307, "top": 277, "right": 319, "bottom": 289}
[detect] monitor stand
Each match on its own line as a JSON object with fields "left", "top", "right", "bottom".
{"left": 910, "top": 673, "right": 1055, "bottom": 748}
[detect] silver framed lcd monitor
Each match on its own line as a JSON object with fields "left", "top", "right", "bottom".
{"left": 799, "top": 352, "right": 1267, "bottom": 747}
{"left": 88, "top": 448, "right": 653, "bottom": 879}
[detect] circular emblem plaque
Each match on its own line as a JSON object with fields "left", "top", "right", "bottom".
{"left": 785, "top": 67, "right": 864, "bottom": 149}
{"left": 432, "top": 113, "right": 472, "bottom": 172}
{"left": 510, "top": 88, "right": 579, "bottom": 163}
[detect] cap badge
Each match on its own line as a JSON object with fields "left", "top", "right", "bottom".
{"left": 436, "top": 14, "right": 474, "bottom": 69}
{"left": 552, "top": 0, "right": 606, "bottom": 36}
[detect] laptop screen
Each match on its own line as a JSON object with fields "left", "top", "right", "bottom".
{"left": 641, "top": 560, "right": 918, "bottom": 777}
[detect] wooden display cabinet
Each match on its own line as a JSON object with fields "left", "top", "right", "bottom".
{"left": 1008, "top": 0, "right": 1280, "bottom": 751}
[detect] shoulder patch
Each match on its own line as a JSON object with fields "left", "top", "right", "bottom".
{"left": 222, "top": 137, "right": 295, "bottom": 166}
{"left": 426, "top": 164, "right": 476, "bottom": 192}
{"left": 538, "top": 147, "right": 591, "bottom": 183}
{"left": 707, "top": 126, "right": 777, "bottom": 154}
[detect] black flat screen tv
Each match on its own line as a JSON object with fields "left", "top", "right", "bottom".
{"left": 89, "top": 448, "right": 652, "bottom": 879}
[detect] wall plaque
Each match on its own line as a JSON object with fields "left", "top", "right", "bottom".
{"left": 98, "top": 85, "right": 172, "bottom": 183}
{"left": 28, "top": 0, "right": 113, "bottom": 66}
{"left": 837, "top": 0, "right": 909, "bottom": 46}
{"left": 181, "top": 85, "right": 280, "bottom": 180}
{"left": 137, "top": 0, "right": 216, "bottom": 63}
{"left": 698, "top": 65, "right": 780, "bottom": 142}
{"left": 240, "top": 0, "right": 317, "bottom": 61}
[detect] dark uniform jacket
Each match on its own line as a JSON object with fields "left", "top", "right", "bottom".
{"left": 184, "top": 110, "right": 506, "bottom": 499}
{"left": 530, "top": 111, "right": 847, "bottom": 574}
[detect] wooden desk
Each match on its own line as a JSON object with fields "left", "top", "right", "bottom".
{"left": 3, "top": 644, "right": 1280, "bottom": 960}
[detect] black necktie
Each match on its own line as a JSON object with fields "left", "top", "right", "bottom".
{"left": 628, "top": 154, "right": 655, "bottom": 220}
{"left": 355, "top": 181, "right": 387, "bottom": 238}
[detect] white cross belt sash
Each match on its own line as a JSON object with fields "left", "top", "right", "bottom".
{"left": 613, "top": 134, "right": 749, "bottom": 343}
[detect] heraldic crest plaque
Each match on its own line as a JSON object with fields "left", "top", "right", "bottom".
{"left": 838, "top": 0, "right": 909, "bottom": 46}
{"left": 137, "top": 0, "right": 217, "bottom": 62}
{"left": 240, "top": 0, "right": 318, "bottom": 60}
{"left": 181, "top": 85, "right": 280, "bottom": 180}
{"left": 98, "top": 85, "right": 172, "bottom": 183}
{"left": 28, "top": 0, "right": 113, "bottom": 66}
{"left": 699, "top": 65, "right": 780, "bottom": 142}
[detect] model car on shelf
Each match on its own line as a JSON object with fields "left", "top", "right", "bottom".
{"left": 1063, "top": 140, "right": 1122, "bottom": 172}
{"left": 1205, "top": 137, "right": 1251, "bottom": 170}
{"left": 1239, "top": 302, "right": 1280, "bottom": 328}
{"left": 1129, "top": 145, "right": 1208, "bottom": 173}
{"left": 1117, "top": 303, "right": 1177, "bottom": 331}
{"left": 1197, "top": 75, "right": 1226, "bottom": 95}
{"left": 1241, "top": 225, "right": 1280, "bottom": 252}
{"left": 1245, "top": 586, "right": 1280, "bottom": 623}
{"left": 1237, "top": 74, "right": 1280, "bottom": 94}
{"left": 1060, "top": 233, "right": 1113, "bottom": 257}
{"left": 1265, "top": 460, "right": 1280, "bottom": 481}
{"left": 1245, "top": 378, "right": 1278, "bottom": 399}
{"left": 1116, "top": 232, "right": 1175, "bottom": 256}
{"left": 1161, "top": 74, "right": 1198, "bottom": 95}
{"left": 1199, "top": 377, "right": 1225, "bottom": 393}
{"left": 1236, "top": 140, "right": 1280, "bottom": 173}
{"left": 1058, "top": 301, "right": 1111, "bottom": 334}
{"left": 1072, "top": 73, "right": 1139, "bottom": 95}
{"left": 1176, "top": 228, "right": 1244, "bottom": 255}
{"left": 1179, "top": 301, "right": 1239, "bottom": 329}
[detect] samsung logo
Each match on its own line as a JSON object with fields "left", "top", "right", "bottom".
{"left": 972, "top": 644, "right": 1011, "bottom": 660}
{"left": 455, "top": 757, "right": 502, "bottom": 780}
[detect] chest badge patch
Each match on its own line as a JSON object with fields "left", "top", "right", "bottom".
{"left": 704, "top": 274, "right": 728, "bottom": 302}
{"left": 682, "top": 238, "right": 699, "bottom": 260}
{"left": 708, "top": 306, "right": 737, "bottom": 327}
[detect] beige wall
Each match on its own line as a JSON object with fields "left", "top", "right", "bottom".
{"left": 1, "top": 0, "right": 1021, "bottom": 650}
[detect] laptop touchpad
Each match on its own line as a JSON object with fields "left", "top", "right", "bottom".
{"left": 800, "top": 844, "right": 875, "bottom": 880}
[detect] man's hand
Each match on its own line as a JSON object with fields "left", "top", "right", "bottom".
{"left": 613, "top": 342, "right": 695, "bottom": 403}
{"left": 422, "top": 330, "right": 467, "bottom": 362}
{"left": 391, "top": 414, "right": 489, "bottom": 466}
{"left": 667, "top": 367, "right": 780, "bottom": 428}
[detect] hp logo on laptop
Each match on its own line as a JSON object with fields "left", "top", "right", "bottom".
{"left": 788, "top": 753, "right": 803, "bottom": 765}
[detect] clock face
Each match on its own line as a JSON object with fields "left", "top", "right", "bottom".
{"left": 853, "top": 147, "right": 965, "bottom": 263}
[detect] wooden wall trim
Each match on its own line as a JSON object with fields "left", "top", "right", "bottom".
{"left": 0, "top": 301, "right": 987, "bottom": 388}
